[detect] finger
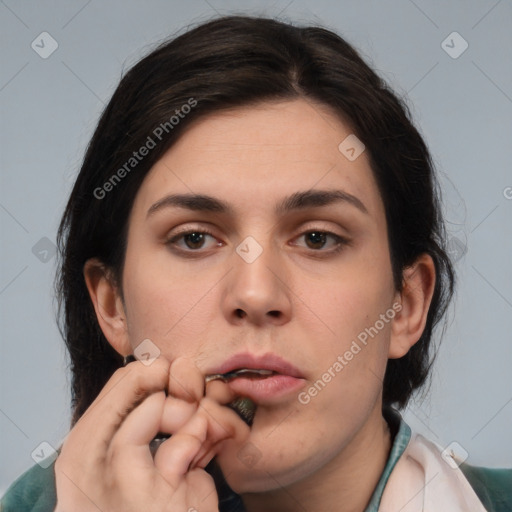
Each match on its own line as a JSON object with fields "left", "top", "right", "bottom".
{"left": 189, "top": 395, "right": 250, "bottom": 468}
{"left": 205, "top": 380, "right": 259, "bottom": 429}
{"left": 159, "top": 395, "right": 197, "bottom": 434}
{"left": 200, "top": 397, "right": 240, "bottom": 440}
{"left": 192, "top": 445, "right": 218, "bottom": 469}
{"left": 204, "top": 379, "right": 239, "bottom": 404}
{"left": 159, "top": 369, "right": 242, "bottom": 439}
{"left": 111, "top": 390, "right": 166, "bottom": 450}
{"left": 71, "top": 357, "right": 170, "bottom": 458}
{"left": 153, "top": 413, "right": 209, "bottom": 488}
{"left": 168, "top": 357, "right": 204, "bottom": 403}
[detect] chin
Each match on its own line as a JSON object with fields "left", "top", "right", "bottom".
{"left": 217, "top": 449, "right": 314, "bottom": 494}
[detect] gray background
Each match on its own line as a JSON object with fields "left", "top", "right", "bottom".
{"left": 1, "top": 0, "right": 511, "bottom": 493}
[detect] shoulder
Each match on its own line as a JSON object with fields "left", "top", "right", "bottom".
{"left": 0, "top": 462, "right": 57, "bottom": 512}
{"left": 460, "top": 463, "right": 512, "bottom": 512}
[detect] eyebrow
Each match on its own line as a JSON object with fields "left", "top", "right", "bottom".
{"left": 146, "top": 189, "right": 368, "bottom": 219}
{"left": 276, "top": 189, "right": 368, "bottom": 215}
{"left": 147, "top": 193, "right": 232, "bottom": 218}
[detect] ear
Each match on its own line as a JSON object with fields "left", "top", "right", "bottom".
{"left": 83, "top": 258, "right": 132, "bottom": 357}
{"left": 389, "top": 254, "right": 436, "bottom": 359}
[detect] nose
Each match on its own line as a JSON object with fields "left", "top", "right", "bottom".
{"left": 221, "top": 238, "right": 292, "bottom": 327}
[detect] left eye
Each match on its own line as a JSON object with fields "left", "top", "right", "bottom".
{"left": 295, "top": 231, "right": 345, "bottom": 250}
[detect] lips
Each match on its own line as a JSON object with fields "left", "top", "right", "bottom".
{"left": 207, "top": 352, "right": 306, "bottom": 403}
{"left": 210, "top": 352, "right": 304, "bottom": 379}
{"left": 226, "top": 373, "right": 305, "bottom": 403}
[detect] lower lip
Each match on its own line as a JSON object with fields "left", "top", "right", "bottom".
{"left": 227, "top": 374, "right": 305, "bottom": 403}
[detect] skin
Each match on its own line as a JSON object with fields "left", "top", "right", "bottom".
{"left": 70, "top": 99, "right": 435, "bottom": 512}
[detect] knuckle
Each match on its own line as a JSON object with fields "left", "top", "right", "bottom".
{"left": 122, "top": 357, "right": 170, "bottom": 393}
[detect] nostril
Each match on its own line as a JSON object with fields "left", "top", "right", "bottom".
{"left": 235, "top": 308, "right": 246, "bottom": 319}
{"left": 268, "top": 310, "right": 281, "bottom": 318}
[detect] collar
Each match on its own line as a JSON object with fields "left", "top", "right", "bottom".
{"left": 364, "top": 407, "right": 411, "bottom": 511}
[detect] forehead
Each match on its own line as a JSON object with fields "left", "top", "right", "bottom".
{"left": 131, "top": 99, "right": 384, "bottom": 220}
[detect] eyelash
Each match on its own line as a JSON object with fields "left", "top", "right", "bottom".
{"left": 166, "top": 228, "right": 350, "bottom": 256}
{"left": 166, "top": 228, "right": 219, "bottom": 254}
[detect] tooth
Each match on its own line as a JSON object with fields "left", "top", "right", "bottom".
{"left": 233, "top": 369, "right": 274, "bottom": 377}
{"left": 205, "top": 368, "right": 274, "bottom": 383}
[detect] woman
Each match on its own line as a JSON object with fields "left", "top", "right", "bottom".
{"left": 2, "top": 15, "right": 510, "bottom": 512}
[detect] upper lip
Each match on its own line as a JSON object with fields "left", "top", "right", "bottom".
{"left": 208, "top": 352, "right": 304, "bottom": 378}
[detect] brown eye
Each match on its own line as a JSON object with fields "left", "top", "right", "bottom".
{"left": 167, "top": 229, "right": 220, "bottom": 253}
{"left": 183, "top": 232, "right": 206, "bottom": 249}
{"left": 305, "top": 231, "right": 328, "bottom": 249}
{"left": 293, "top": 229, "right": 349, "bottom": 254}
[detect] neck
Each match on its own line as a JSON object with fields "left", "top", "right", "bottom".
{"left": 241, "top": 406, "right": 392, "bottom": 512}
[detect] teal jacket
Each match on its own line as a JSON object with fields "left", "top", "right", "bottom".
{"left": 3, "top": 411, "right": 511, "bottom": 511}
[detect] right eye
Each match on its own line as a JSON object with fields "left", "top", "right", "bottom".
{"left": 166, "top": 229, "right": 222, "bottom": 253}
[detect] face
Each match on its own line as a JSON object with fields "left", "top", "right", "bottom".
{"left": 117, "top": 99, "right": 399, "bottom": 491}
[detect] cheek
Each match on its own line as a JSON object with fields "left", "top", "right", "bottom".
{"left": 121, "top": 250, "right": 212, "bottom": 350}
{"left": 301, "top": 256, "right": 395, "bottom": 351}
{"left": 292, "top": 247, "right": 395, "bottom": 404}
{"left": 122, "top": 248, "right": 235, "bottom": 363}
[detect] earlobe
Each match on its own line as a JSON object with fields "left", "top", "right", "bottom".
{"left": 389, "top": 254, "right": 436, "bottom": 359}
{"left": 83, "top": 258, "right": 131, "bottom": 357}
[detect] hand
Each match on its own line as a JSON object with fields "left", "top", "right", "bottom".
{"left": 54, "top": 356, "right": 249, "bottom": 512}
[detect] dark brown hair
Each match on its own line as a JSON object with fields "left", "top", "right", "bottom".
{"left": 56, "top": 15, "right": 454, "bottom": 427}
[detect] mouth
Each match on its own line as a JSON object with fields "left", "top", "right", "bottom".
{"left": 209, "top": 352, "right": 304, "bottom": 380}
{"left": 205, "top": 368, "right": 276, "bottom": 383}
{"left": 209, "top": 371, "right": 304, "bottom": 426}
{"left": 206, "top": 353, "right": 306, "bottom": 407}
{"left": 223, "top": 371, "right": 305, "bottom": 404}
